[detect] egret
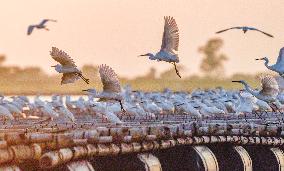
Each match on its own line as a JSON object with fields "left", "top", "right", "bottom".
{"left": 216, "top": 26, "right": 273, "bottom": 37}
{"left": 27, "top": 19, "right": 57, "bottom": 35}
{"left": 54, "top": 104, "right": 75, "bottom": 122}
{"left": 83, "top": 64, "right": 125, "bottom": 111}
{"left": 232, "top": 75, "right": 280, "bottom": 112}
{"left": 256, "top": 47, "right": 284, "bottom": 77}
{"left": 0, "top": 105, "right": 14, "bottom": 121}
{"left": 50, "top": 47, "right": 90, "bottom": 84}
{"left": 139, "top": 16, "right": 181, "bottom": 78}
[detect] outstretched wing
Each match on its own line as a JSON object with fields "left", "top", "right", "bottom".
{"left": 216, "top": 27, "right": 242, "bottom": 34}
{"left": 27, "top": 25, "right": 35, "bottom": 35}
{"left": 275, "top": 76, "right": 284, "bottom": 92}
{"left": 160, "top": 16, "right": 179, "bottom": 53}
{"left": 61, "top": 73, "right": 80, "bottom": 84}
{"left": 254, "top": 28, "right": 274, "bottom": 38}
{"left": 39, "top": 19, "right": 49, "bottom": 26}
{"left": 39, "top": 19, "right": 56, "bottom": 26}
{"left": 260, "top": 75, "right": 279, "bottom": 96}
{"left": 50, "top": 47, "right": 77, "bottom": 67}
{"left": 275, "top": 47, "right": 284, "bottom": 66}
{"left": 99, "top": 64, "right": 121, "bottom": 93}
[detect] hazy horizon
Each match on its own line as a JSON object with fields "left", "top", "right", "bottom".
{"left": 1, "top": 0, "right": 284, "bottom": 78}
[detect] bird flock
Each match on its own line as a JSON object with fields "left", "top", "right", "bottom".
{"left": 0, "top": 17, "right": 282, "bottom": 125}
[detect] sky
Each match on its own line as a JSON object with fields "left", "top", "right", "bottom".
{"left": 0, "top": 0, "right": 284, "bottom": 78}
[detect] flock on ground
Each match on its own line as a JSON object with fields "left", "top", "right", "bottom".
{"left": 0, "top": 17, "right": 283, "bottom": 123}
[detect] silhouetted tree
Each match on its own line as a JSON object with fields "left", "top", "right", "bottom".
{"left": 144, "top": 67, "right": 157, "bottom": 79}
{"left": 199, "top": 38, "right": 228, "bottom": 77}
{"left": 0, "top": 55, "right": 6, "bottom": 66}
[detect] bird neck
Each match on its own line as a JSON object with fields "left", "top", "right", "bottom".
{"left": 263, "top": 58, "right": 274, "bottom": 71}
{"left": 55, "top": 65, "right": 62, "bottom": 72}
{"left": 241, "top": 82, "right": 258, "bottom": 96}
{"left": 148, "top": 53, "right": 156, "bottom": 60}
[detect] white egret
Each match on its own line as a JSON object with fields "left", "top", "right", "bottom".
{"left": 50, "top": 47, "right": 89, "bottom": 84}
{"left": 232, "top": 75, "right": 280, "bottom": 114}
{"left": 83, "top": 64, "right": 125, "bottom": 111}
{"left": 232, "top": 75, "right": 279, "bottom": 103}
{"left": 139, "top": 16, "right": 181, "bottom": 78}
{"left": 27, "top": 19, "right": 57, "bottom": 35}
{"left": 256, "top": 47, "right": 284, "bottom": 77}
{"left": 216, "top": 26, "right": 273, "bottom": 37}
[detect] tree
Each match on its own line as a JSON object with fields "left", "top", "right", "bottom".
{"left": 199, "top": 38, "right": 228, "bottom": 77}
{"left": 0, "top": 55, "right": 6, "bottom": 66}
{"left": 144, "top": 67, "right": 157, "bottom": 79}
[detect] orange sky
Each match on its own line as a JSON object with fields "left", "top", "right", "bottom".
{"left": 0, "top": 0, "right": 284, "bottom": 78}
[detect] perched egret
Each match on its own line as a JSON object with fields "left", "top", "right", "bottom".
{"left": 50, "top": 47, "right": 89, "bottom": 84}
{"left": 256, "top": 47, "right": 284, "bottom": 77}
{"left": 216, "top": 26, "right": 273, "bottom": 37}
{"left": 139, "top": 16, "right": 181, "bottom": 78}
{"left": 27, "top": 19, "right": 57, "bottom": 35}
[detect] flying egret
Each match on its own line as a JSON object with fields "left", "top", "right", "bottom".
{"left": 50, "top": 47, "right": 90, "bottom": 84}
{"left": 256, "top": 47, "right": 284, "bottom": 77}
{"left": 216, "top": 26, "right": 273, "bottom": 37}
{"left": 139, "top": 16, "right": 181, "bottom": 78}
{"left": 83, "top": 64, "right": 125, "bottom": 111}
{"left": 27, "top": 19, "right": 57, "bottom": 35}
{"left": 232, "top": 75, "right": 280, "bottom": 113}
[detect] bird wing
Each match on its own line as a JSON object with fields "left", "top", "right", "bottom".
{"left": 254, "top": 28, "right": 274, "bottom": 37}
{"left": 50, "top": 47, "right": 77, "bottom": 67}
{"left": 275, "top": 76, "right": 284, "bottom": 92}
{"left": 99, "top": 64, "right": 121, "bottom": 93}
{"left": 27, "top": 25, "right": 35, "bottom": 35}
{"left": 276, "top": 47, "right": 284, "bottom": 66}
{"left": 160, "top": 16, "right": 179, "bottom": 53}
{"left": 215, "top": 27, "right": 242, "bottom": 34}
{"left": 61, "top": 73, "right": 80, "bottom": 84}
{"left": 260, "top": 75, "right": 279, "bottom": 96}
{"left": 39, "top": 19, "right": 55, "bottom": 26}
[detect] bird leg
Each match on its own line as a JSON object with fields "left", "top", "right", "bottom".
{"left": 172, "top": 62, "right": 181, "bottom": 78}
{"left": 270, "top": 103, "right": 281, "bottom": 114}
{"left": 76, "top": 73, "right": 90, "bottom": 84}
{"left": 244, "top": 112, "right": 247, "bottom": 122}
{"left": 44, "top": 28, "right": 50, "bottom": 31}
{"left": 118, "top": 100, "right": 126, "bottom": 113}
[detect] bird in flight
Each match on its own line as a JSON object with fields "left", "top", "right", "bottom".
{"left": 139, "top": 16, "right": 181, "bottom": 78}
{"left": 27, "top": 19, "right": 57, "bottom": 35}
{"left": 50, "top": 47, "right": 90, "bottom": 84}
{"left": 256, "top": 47, "right": 284, "bottom": 78}
{"left": 216, "top": 26, "right": 273, "bottom": 38}
{"left": 82, "top": 64, "right": 125, "bottom": 112}
{"left": 232, "top": 75, "right": 279, "bottom": 112}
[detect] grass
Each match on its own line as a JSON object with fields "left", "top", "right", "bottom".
{"left": 0, "top": 74, "right": 262, "bottom": 95}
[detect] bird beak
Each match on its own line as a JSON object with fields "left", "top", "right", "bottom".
{"left": 138, "top": 54, "right": 147, "bottom": 57}
{"left": 51, "top": 65, "right": 56, "bottom": 67}
{"left": 176, "top": 103, "right": 185, "bottom": 106}
{"left": 82, "top": 89, "right": 89, "bottom": 92}
{"left": 232, "top": 81, "right": 241, "bottom": 83}
{"left": 255, "top": 58, "right": 264, "bottom": 60}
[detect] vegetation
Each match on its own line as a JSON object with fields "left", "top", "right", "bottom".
{"left": 199, "top": 38, "right": 228, "bottom": 77}
{"left": 0, "top": 38, "right": 269, "bottom": 95}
